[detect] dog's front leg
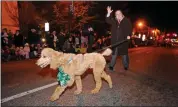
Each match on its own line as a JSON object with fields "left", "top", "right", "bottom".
{"left": 74, "top": 76, "right": 82, "bottom": 95}
{"left": 50, "top": 86, "right": 66, "bottom": 101}
{"left": 67, "top": 75, "right": 75, "bottom": 87}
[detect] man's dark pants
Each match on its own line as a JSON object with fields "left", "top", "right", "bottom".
{"left": 110, "top": 48, "right": 129, "bottom": 70}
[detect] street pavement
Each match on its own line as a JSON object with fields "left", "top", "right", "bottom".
{"left": 1, "top": 47, "right": 178, "bottom": 106}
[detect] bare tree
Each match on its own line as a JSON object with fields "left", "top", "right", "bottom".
{"left": 53, "top": 1, "right": 96, "bottom": 30}
{"left": 3, "top": 1, "right": 19, "bottom": 27}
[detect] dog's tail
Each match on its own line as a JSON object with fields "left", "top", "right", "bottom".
{"left": 101, "top": 48, "right": 112, "bottom": 56}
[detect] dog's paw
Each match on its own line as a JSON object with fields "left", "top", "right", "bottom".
{"left": 91, "top": 89, "right": 99, "bottom": 94}
{"left": 50, "top": 95, "right": 59, "bottom": 102}
{"left": 109, "top": 84, "right": 113, "bottom": 88}
{"left": 74, "top": 90, "right": 82, "bottom": 95}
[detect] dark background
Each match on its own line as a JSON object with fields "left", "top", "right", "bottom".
{"left": 32, "top": 1, "right": 178, "bottom": 34}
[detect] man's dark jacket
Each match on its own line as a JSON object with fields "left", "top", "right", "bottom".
{"left": 106, "top": 15, "right": 132, "bottom": 55}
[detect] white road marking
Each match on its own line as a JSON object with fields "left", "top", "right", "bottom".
{"left": 1, "top": 82, "right": 58, "bottom": 103}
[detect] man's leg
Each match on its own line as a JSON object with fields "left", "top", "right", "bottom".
{"left": 121, "top": 54, "right": 129, "bottom": 70}
{"left": 109, "top": 48, "right": 118, "bottom": 71}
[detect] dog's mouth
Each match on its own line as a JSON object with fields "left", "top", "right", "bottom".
{"left": 36, "top": 57, "right": 51, "bottom": 68}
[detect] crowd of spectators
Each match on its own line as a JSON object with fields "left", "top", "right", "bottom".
{"left": 1, "top": 28, "right": 111, "bottom": 62}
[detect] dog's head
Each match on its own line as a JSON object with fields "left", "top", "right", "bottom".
{"left": 36, "top": 48, "right": 64, "bottom": 70}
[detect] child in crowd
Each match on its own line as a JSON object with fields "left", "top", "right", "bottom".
{"left": 1, "top": 49, "right": 5, "bottom": 62}
{"left": 19, "top": 47, "right": 25, "bottom": 59}
{"left": 36, "top": 44, "right": 42, "bottom": 58}
{"left": 23, "top": 43, "right": 30, "bottom": 59}
{"left": 2, "top": 46, "right": 11, "bottom": 62}
{"left": 9, "top": 44, "right": 16, "bottom": 60}
{"left": 63, "top": 36, "right": 75, "bottom": 53}
{"left": 15, "top": 47, "right": 21, "bottom": 60}
{"left": 30, "top": 44, "right": 36, "bottom": 58}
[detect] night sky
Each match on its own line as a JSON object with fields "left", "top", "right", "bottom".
{"left": 128, "top": 1, "right": 178, "bottom": 32}
{"left": 94, "top": 1, "right": 178, "bottom": 32}
{"left": 33, "top": 1, "right": 178, "bottom": 33}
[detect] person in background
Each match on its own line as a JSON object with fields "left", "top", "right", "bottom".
{"left": 1, "top": 49, "right": 6, "bottom": 62}
{"left": 58, "top": 31, "right": 66, "bottom": 51}
{"left": 14, "top": 30, "right": 23, "bottom": 47}
{"left": 15, "top": 47, "right": 21, "bottom": 60}
{"left": 46, "top": 31, "right": 54, "bottom": 49}
{"left": 1, "top": 28, "right": 7, "bottom": 35}
{"left": 2, "top": 32, "right": 9, "bottom": 47}
{"left": 9, "top": 44, "right": 16, "bottom": 60}
{"left": 87, "top": 26, "right": 94, "bottom": 52}
{"left": 52, "top": 31, "right": 58, "bottom": 50}
{"left": 97, "top": 37, "right": 102, "bottom": 49}
{"left": 19, "top": 47, "right": 25, "bottom": 59}
{"left": 23, "top": 43, "right": 30, "bottom": 59}
{"left": 8, "top": 30, "right": 13, "bottom": 37}
{"left": 3, "top": 46, "right": 11, "bottom": 62}
{"left": 63, "top": 36, "right": 75, "bottom": 53}
{"left": 1, "top": 28, "right": 7, "bottom": 47}
{"left": 28, "top": 29, "right": 37, "bottom": 45}
{"left": 75, "top": 33, "right": 80, "bottom": 48}
{"left": 81, "top": 34, "right": 86, "bottom": 47}
{"left": 8, "top": 30, "right": 14, "bottom": 47}
{"left": 29, "top": 44, "right": 36, "bottom": 59}
{"left": 36, "top": 44, "right": 42, "bottom": 58}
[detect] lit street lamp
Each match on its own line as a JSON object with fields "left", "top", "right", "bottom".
{"left": 152, "top": 30, "right": 155, "bottom": 33}
{"left": 138, "top": 22, "right": 143, "bottom": 28}
{"left": 45, "top": 22, "right": 49, "bottom": 32}
{"left": 42, "top": 22, "right": 49, "bottom": 44}
{"left": 41, "top": 38, "right": 46, "bottom": 42}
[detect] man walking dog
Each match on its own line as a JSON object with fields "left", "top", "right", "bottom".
{"left": 106, "top": 6, "right": 132, "bottom": 72}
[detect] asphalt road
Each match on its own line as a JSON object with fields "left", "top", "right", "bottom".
{"left": 1, "top": 47, "right": 178, "bottom": 106}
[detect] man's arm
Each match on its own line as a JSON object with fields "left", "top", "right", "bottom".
{"left": 105, "top": 6, "right": 114, "bottom": 25}
{"left": 105, "top": 13, "right": 114, "bottom": 25}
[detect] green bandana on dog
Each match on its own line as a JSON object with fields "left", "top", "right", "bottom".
{"left": 57, "top": 67, "right": 70, "bottom": 87}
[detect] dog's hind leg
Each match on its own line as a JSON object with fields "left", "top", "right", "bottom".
{"left": 50, "top": 86, "right": 66, "bottom": 101}
{"left": 74, "top": 76, "right": 82, "bottom": 95}
{"left": 91, "top": 69, "right": 103, "bottom": 94}
{"left": 101, "top": 71, "right": 112, "bottom": 88}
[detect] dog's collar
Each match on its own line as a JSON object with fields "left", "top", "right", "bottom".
{"left": 67, "top": 56, "right": 73, "bottom": 64}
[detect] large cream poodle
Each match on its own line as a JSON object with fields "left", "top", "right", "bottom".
{"left": 36, "top": 48, "right": 113, "bottom": 101}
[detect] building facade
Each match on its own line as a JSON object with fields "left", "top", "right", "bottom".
{"left": 1, "top": 1, "right": 19, "bottom": 33}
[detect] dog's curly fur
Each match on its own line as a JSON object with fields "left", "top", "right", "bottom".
{"left": 36, "top": 48, "right": 113, "bottom": 101}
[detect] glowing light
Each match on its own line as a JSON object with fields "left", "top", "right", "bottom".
{"left": 173, "top": 33, "right": 177, "bottom": 37}
{"left": 150, "top": 37, "right": 153, "bottom": 39}
{"left": 142, "top": 34, "right": 146, "bottom": 41}
{"left": 138, "top": 22, "right": 143, "bottom": 27}
{"left": 139, "top": 34, "right": 141, "bottom": 38}
{"left": 45, "top": 22, "right": 49, "bottom": 31}
{"left": 127, "top": 36, "right": 130, "bottom": 40}
{"left": 42, "top": 38, "right": 46, "bottom": 42}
